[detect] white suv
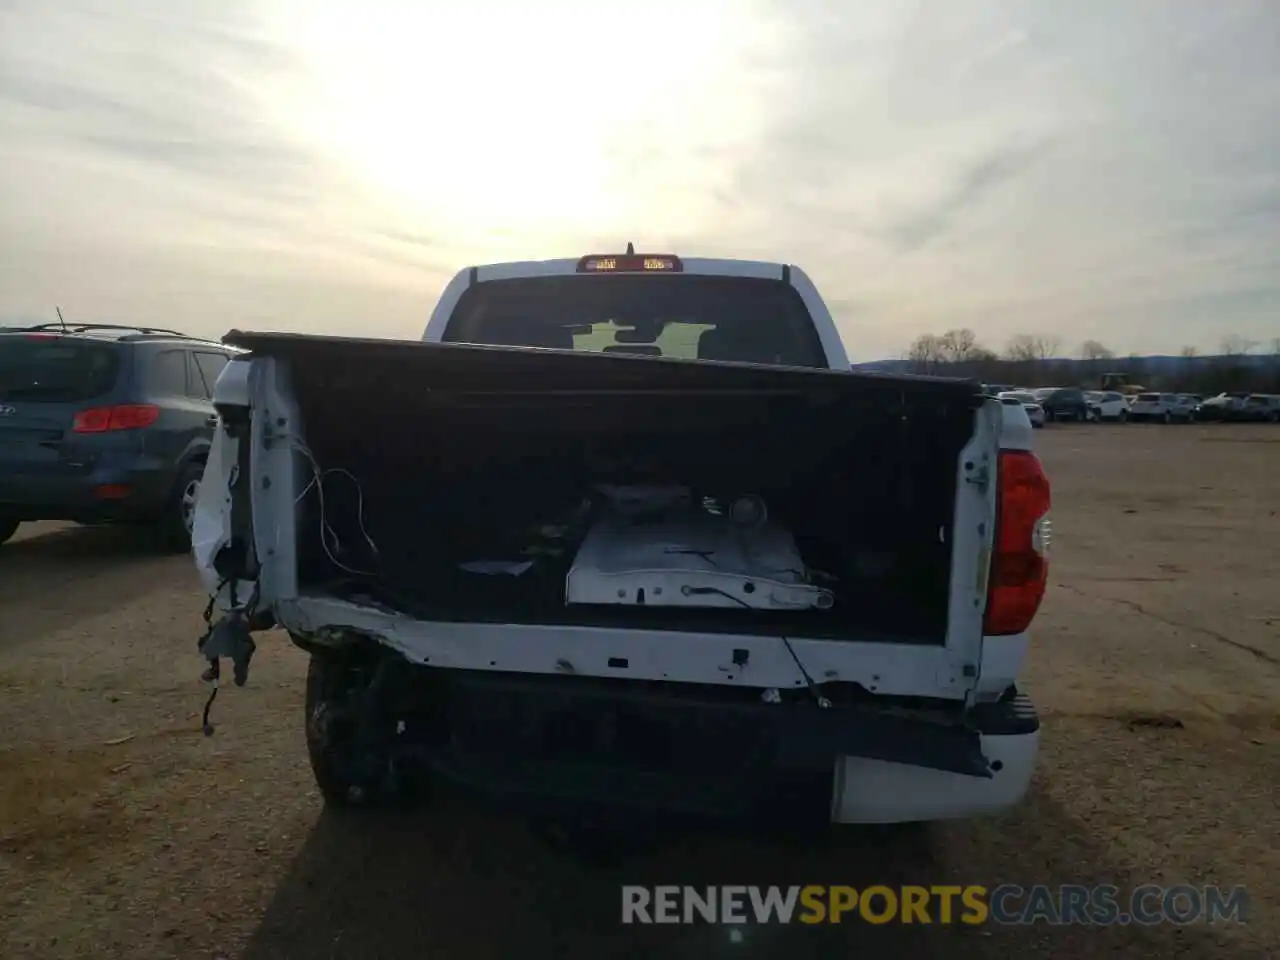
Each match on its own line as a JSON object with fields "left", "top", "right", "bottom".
{"left": 1128, "top": 392, "right": 1179, "bottom": 423}
{"left": 1086, "top": 391, "right": 1130, "bottom": 422}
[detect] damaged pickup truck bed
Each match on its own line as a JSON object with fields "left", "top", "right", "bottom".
{"left": 191, "top": 250, "right": 1050, "bottom": 837}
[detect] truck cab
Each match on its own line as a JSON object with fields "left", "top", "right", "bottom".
{"left": 421, "top": 249, "right": 851, "bottom": 369}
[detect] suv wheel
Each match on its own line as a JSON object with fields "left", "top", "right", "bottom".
{"left": 1118, "top": 409, "right": 1129, "bottom": 423}
{"left": 0, "top": 519, "right": 18, "bottom": 546}
{"left": 161, "top": 461, "right": 205, "bottom": 551}
{"left": 1162, "top": 410, "right": 1172, "bottom": 425}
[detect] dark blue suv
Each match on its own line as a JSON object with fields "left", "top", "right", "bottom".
{"left": 0, "top": 323, "right": 237, "bottom": 550}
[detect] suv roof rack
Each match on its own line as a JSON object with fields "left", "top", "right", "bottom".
{"left": 15, "top": 322, "right": 194, "bottom": 339}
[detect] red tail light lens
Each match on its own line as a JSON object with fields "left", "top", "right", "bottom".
{"left": 72, "top": 404, "right": 161, "bottom": 433}
{"left": 984, "top": 449, "right": 1052, "bottom": 636}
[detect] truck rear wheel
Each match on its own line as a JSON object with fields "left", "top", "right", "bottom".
{"left": 303, "top": 648, "right": 432, "bottom": 808}
{"left": 305, "top": 652, "right": 393, "bottom": 807}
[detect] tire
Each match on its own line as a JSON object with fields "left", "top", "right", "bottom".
{"left": 0, "top": 519, "right": 19, "bottom": 545}
{"left": 1118, "top": 409, "right": 1129, "bottom": 423}
{"left": 159, "top": 460, "right": 205, "bottom": 552}
{"left": 304, "top": 651, "right": 418, "bottom": 808}
{"left": 1162, "top": 411, "right": 1172, "bottom": 425}
{"left": 306, "top": 652, "right": 371, "bottom": 807}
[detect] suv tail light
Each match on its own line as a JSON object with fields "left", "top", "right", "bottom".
{"left": 983, "top": 449, "right": 1052, "bottom": 636}
{"left": 72, "top": 404, "right": 161, "bottom": 433}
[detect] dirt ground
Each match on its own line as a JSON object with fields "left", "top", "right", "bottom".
{"left": 1, "top": 423, "right": 1277, "bottom": 959}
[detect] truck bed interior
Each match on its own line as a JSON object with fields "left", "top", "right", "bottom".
{"left": 248, "top": 337, "right": 983, "bottom": 645}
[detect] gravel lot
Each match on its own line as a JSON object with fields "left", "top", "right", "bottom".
{"left": 2, "top": 424, "right": 1277, "bottom": 959}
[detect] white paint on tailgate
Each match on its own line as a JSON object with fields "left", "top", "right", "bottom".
{"left": 278, "top": 595, "right": 984, "bottom": 699}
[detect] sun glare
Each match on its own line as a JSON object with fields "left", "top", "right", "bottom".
{"left": 260, "top": 0, "right": 781, "bottom": 243}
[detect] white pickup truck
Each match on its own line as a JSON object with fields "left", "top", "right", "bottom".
{"left": 191, "top": 248, "right": 1050, "bottom": 844}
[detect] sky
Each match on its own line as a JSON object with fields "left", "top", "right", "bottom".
{"left": 2, "top": 0, "right": 1279, "bottom": 361}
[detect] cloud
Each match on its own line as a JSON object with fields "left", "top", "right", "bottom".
{"left": 1, "top": 0, "right": 1279, "bottom": 357}
{"left": 880, "top": 136, "right": 1052, "bottom": 252}
{"left": 663, "top": 0, "right": 1280, "bottom": 357}
{"left": 0, "top": 2, "right": 328, "bottom": 205}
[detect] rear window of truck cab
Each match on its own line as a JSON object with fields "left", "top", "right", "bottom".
{"left": 440, "top": 274, "right": 829, "bottom": 368}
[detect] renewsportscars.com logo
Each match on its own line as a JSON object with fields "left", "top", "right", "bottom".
{"left": 621, "top": 884, "right": 1250, "bottom": 926}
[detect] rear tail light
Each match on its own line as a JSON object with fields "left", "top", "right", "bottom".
{"left": 983, "top": 449, "right": 1052, "bottom": 636}
{"left": 92, "top": 484, "right": 132, "bottom": 500}
{"left": 72, "top": 404, "right": 161, "bottom": 433}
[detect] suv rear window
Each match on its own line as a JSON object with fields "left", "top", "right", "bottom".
{"left": 441, "top": 275, "right": 828, "bottom": 368}
{"left": 1137, "top": 393, "right": 1160, "bottom": 401}
{"left": 0, "top": 336, "right": 121, "bottom": 402}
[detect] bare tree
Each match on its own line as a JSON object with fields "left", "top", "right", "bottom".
{"left": 1221, "top": 334, "right": 1258, "bottom": 357}
{"left": 1175, "top": 345, "right": 1201, "bottom": 392}
{"left": 1005, "top": 334, "right": 1039, "bottom": 364}
{"left": 1080, "top": 340, "right": 1114, "bottom": 361}
{"left": 936, "top": 328, "right": 985, "bottom": 364}
{"left": 1079, "top": 339, "right": 1114, "bottom": 386}
{"left": 907, "top": 333, "right": 945, "bottom": 373}
{"left": 1005, "top": 334, "right": 1060, "bottom": 363}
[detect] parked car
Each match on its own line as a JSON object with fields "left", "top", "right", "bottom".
{"left": 1239, "top": 393, "right": 1280, "bottom": 423}
{"left": 1170, "top": 394, "right": 1203, "bottom": 422}
{"left": 1086, "top": 390, "right": 1130, "bottom": 422}
{"left": 1193, "top": 392, "right": 1251, "bottom": 421}
{"left": 0, "top": 322, "right": 238, "bottom": 548}
{"left": 1032, "top": 387, "right": 1090, "bottom": 422}
{"left": 1127, "top": 392, "right": 1181, "bottom": 423}
{"left": 998, "top": 391, "right": 1046, "bottom": 428}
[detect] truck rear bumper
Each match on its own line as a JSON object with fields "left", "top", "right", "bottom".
{"left": 832, "top": 691, "right": 1039, "bottom": 823}
{"left": 831, "top": 726, "right": 1039, "bottom": 823}
{"left": 389, "top": 667, "right": 1040, "bottom": 826}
